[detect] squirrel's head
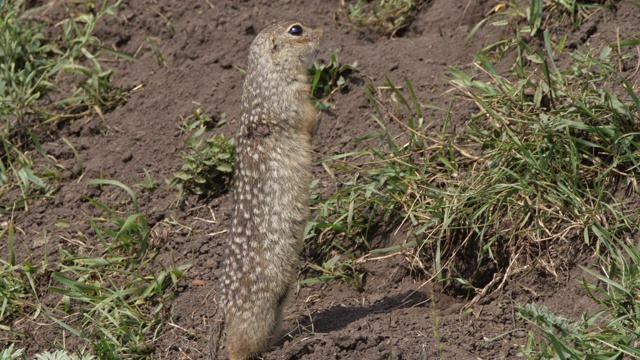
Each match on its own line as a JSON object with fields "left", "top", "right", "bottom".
{"left": 249, "top": 20, "right": 323, "bottom": 77}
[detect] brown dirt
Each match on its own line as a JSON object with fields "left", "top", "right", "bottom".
{"left": 3, "top": 0, "right": 639, "bottom": 359}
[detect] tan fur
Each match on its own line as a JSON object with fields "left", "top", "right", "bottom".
{"left": 213, "top": 20, "right": 323, "bottom": 360}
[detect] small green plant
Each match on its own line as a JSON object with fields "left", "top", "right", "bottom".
{"left": 308, "top": 50, "right": 357, "bottom": 110}
{"left": 0, "top": 344, "right": 24, "bottom": 360}
{"left": 146, "top": 36, "right": 165, "bottom": 66}
{"left": 342, "top": 0, "right": 417, "bottom": 36}
{"left": 35, "top": 350, "right": 95, "bottom": 360}
{"left": 134, "top": 169, "right": 159, "bottom": 191}
{"left": 0, "top": 219, "right": 40, "bottom": 323}
{"left": 300, "top": 252, "right": 365, "bottom": 290}
{"left": 168, "top": 109, "right": 235, "bottom": 197}
{"left": 0, "top": 1, "right": 54, "bottom": 122}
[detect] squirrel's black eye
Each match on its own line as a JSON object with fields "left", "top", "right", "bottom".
{"left": 288, "top": 25, "right": 303, "bottom": 36}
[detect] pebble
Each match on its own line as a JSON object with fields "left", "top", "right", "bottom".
{"left": 122, "top": 152, "right": 133, "bottom": 162}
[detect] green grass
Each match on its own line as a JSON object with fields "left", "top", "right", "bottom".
{"left": 517, "top": 235, "right": 640, "bottom": 358}
{"left": 0, "top": 0, "right": 131, "bottom": 214}
{"left": 467, "top": 0, "right": 616, "bottom": 57}
{"left": 34, "top": 350, "right": 95, "bottom": 360}
{"left": 299, "top": 251, "right": 364, "bottom": 291}
{"left": 340, "top": 0, "right": 418, "bottom": 36}
{"left": 1, "top": 180, "right": 189, "bottom": 358}
{"left": 305, "top": 0, "right": 640, "bottom": 351}
{"left": 0, "top": 2, "right": 191, "bottom": 358}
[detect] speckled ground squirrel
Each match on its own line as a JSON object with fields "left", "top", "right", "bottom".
{"left": 210, "top": 20, "right": 323, "bottom": 360}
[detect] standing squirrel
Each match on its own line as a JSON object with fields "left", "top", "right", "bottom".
{"left": 211, "top": 20, "right": 323, "bottom": 360}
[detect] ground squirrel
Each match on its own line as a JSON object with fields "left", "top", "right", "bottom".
{"left": 210, "top": 20, "right": 323, "bottom": 360}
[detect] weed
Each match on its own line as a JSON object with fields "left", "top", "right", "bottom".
{"left": 443, "top": 34, "right": 640, "bottom": 290}
{"left": 167, "top": 108, "right": 235, "bottom": 197}
{"left": 35, "top": 350, "right": 95, "bottom": 360}
{"left": 519, "top": 232, "right": 640, "bottom": 358}
{"left": 0, "top": 344, "right": 23, "bottom": 360}
{"left": 146, "top": 36, "right": 165, "bottom": 66}
{"left": 0, "top": 1, "right": 55, "bottom": 210}
{"left": 54, "top": 1, "right": 131, "bottom": 111}
{"left": 134, "top": 169, "right": 159, "bottom": 191}
{"left": 0, "top": 1, "right": 54, "bottom": 122}
{"left": 0, "top": 219, "right": 40, "bottom": 322}
{"left": 300, "top": 251, "right": 364, "bottom": 290}
{"left": 341, "top": 0, "right": 418, "bottom": 36}
{"left": 309, "top": 50, "right": 357, "bottom": 109}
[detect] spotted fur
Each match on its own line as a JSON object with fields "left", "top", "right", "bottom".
{"left": 213, "top": 20, "right": 323, "bottom": 360}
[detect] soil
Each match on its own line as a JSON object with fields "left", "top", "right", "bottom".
{"left": 3, "top": 0, "right": 640, "bottom": 359}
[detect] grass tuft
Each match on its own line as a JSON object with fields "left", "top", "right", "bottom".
{"left": 340, "top": 0, "right": 418, "bottom": 37}
{"left": 517, "top": 236, "right": 640, "bottom": 358}
{"left": 167, "top": 108, "right": 235, "bottom": 198}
